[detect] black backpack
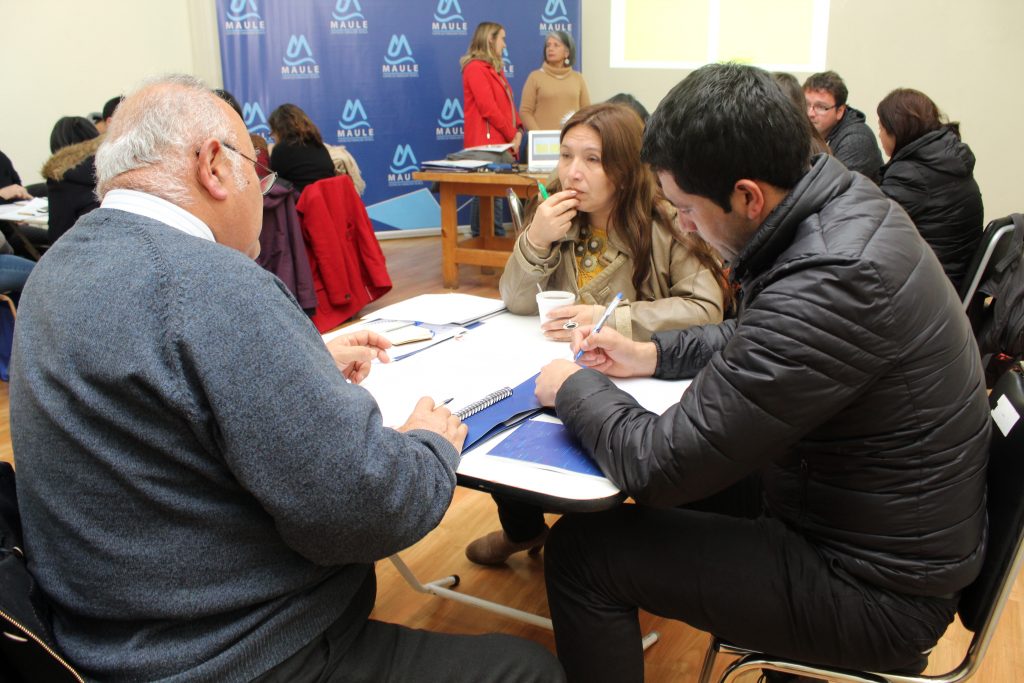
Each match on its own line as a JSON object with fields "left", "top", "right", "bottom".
{"left": 969, "top": 214, "right": 1024, "bottom": 364}
{"left": 0, "top": 463, "right": 83, "bottom": 682}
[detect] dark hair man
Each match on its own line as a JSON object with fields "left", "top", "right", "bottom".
{"left": 533, "top": 63, "right": 989, "bottom": 681}
{"left": 11, "top": 75, "right": 564, "bottom": 683}
{"left": 803, "top": 70, "right": 883, "bottom": 182}
{"left": 93, "top": 95, "right": 124, "bottom": 134}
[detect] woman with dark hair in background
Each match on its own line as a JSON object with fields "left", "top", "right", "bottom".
{"left": 470, "top": 103, "right": 730, "bottom": 565}
{"left": 772, "top": 72, "right": 830, "bottom": 156}
{"left": 877, "top": 88, "right": 983, "bottom": 290}
{"left": 520, "top": 31, "right": 591, "bottom": 131}
{"left": 268, "top": 103, "right": 334, "bottom": 194}
{"left": 604, "top": 93, "right": 648, "bottom": 124}
{"left": 42, "top": 116, "right": 102, "bottom": 242}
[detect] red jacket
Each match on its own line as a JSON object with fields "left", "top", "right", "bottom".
{"left": 462, "top": 59, "right": 522, "bottom": 150}
{"left": 296, "top": 175, "right": 392, "bottom": 332}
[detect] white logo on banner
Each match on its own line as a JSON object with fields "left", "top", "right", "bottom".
{"left": 281, "top": 34, "right": 320, "bottom": 78}
{"left": 243, "top": 102, "right": 271, "bottom": 136}
{"left": 337, "top": 99, "right": 375, "bottom": 143}
{"left": 540, "top": 0, "right": 573, "bottom": 34}
{"left": 224, "top": 0, "right": 266, "bottom": 34}
{"left": 388, "top": 144, "right": 421, "bottom": 186}
{"left": 502, "top": 47, "right": 515, "bottom": 79}
{"left": 382, "top": 34, "right": 419, "bottom": 78}
{"left": 436, "top": 98, "right": 464, "bottom": 140}
{"left": 331, "top": 0, "right": 368, "bottom": 34}
{"left": 432, "top": 0, "right": 467, "bottom": 36}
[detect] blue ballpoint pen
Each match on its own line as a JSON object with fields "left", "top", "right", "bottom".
{"left": 574, "top": 292, "right": 623, "bottom": 361}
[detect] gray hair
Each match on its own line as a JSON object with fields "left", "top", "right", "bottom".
{"left": 544, "top": 31, "right": 576, "bottom": 67}
{"left": 95, "top": 74, "right": 243, "bottom": 205}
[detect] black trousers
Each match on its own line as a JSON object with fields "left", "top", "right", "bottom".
{"left": 544, "top": 495, "right": 958, "bottom": 683}
{"left": 252, "top": 613, "right": 565, "bottom": 683}
{"left": 494, "top": 494, "right": 547, "bottom": 541}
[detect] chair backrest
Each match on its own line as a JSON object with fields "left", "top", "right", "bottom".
{"left": 505, "top": 188, "right": 525, "bottom": 235}
{"left": 0, "top": 463, "right": 84, "bottom": 682}
{"left": 960, "top": 216, "right": 1016, "bottom": 310}
{"left": 956, "top": 367, "right": 1024, "bottom": 667}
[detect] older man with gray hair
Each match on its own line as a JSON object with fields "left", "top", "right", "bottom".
{"left": 11, "top": 75, "right": 563, "bottom": 683}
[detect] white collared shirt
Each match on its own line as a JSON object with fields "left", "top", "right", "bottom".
{"left": 101, "top": 189, "right": 216, "bottom": 243}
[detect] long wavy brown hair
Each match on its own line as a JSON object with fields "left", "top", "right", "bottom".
{"left": 268, "top": 103, "right": 323, "bottom": 146}
{"left": 531, "top": 102, "right": 731, "bottom": 308}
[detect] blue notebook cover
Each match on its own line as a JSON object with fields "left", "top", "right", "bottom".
{"left": 461, "top": 374, "right": 542, "bottom": 451}
{"left": 487, "top": 417, "right": 603, "bottom": 477}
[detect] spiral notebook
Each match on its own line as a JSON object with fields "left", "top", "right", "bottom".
{"left": 457, "top": 374, "right": 543, "bottom": 451}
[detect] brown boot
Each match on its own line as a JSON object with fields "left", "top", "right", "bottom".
{"left": 465, "top": 527, "right": 548, "bottom": 566}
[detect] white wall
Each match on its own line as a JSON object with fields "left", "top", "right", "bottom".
{"left": 582, "top": 0, "right": 1024, "bottom": 220}
{"left": 0, "top": 0, "right": 221, "bottom": 186}
{"left": 3, "top": 0, "right": 1021, "bottom": 219}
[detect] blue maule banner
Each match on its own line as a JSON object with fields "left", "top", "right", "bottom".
{"left": 217, "top": 0, "right": 582, "bottom": 232}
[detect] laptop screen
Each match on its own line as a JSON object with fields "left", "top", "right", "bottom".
{"left": 527, "top": 130, "right": 561, "bottom": 171}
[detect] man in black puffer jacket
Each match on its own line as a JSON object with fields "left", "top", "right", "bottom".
{"left": 804, "top": 70, "right": 883, "bottom": 183}
{"left": 535, "top": 64, "right": 990, "bottom": 682}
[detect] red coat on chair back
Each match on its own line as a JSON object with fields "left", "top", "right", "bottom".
{"left": 296, "top": 175, "right": 392, "bottom": 332}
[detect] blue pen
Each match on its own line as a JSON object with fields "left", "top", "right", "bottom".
{"left": 574, "top": 292, "right": 623, "bottom": 361}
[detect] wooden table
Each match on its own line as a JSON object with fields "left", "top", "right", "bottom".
{"left": 412, "top": 170, "right": 542, "bottom": 288}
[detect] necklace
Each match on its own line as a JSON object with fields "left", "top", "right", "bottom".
{"left": 575, "top": 225, "right": 607, "bottom": 274}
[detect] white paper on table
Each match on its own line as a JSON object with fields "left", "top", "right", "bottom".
{"left": 359, "top": 312, "right": 571, "bottom": 428}
{"left": 362, "top": 293, "right": 506, "bottom": 325}
{"left": 0, "top": 197, "right": 48, "bottom": 221}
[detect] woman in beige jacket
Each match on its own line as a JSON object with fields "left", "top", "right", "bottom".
{"left": 468, "top": 103, "right": 731, "bottom": 566}
{"left": 499, "top": 103, "right": 728, "bottom": 343}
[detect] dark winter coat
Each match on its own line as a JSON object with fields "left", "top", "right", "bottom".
{"left": 555, "top": 155, "right": 990, "bottom": 598}
{"left": 880, "top": 127, "right": 984, "bottom": 291}
{"left": 827, "top": 105, "right": 884, "bottom": 183}
{"left": 41, "top": 137, "right": 101, "bottom": 241}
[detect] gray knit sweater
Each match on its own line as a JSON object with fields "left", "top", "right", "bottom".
{"left": 10, "top": 208, "right": 460, "bottom": 682}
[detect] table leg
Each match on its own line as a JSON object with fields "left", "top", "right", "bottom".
{"left": 480, "top": 196, "right": 495, "bottom": 241}
{"left": 440, "top": 185, "right": 459, "bottom": 289}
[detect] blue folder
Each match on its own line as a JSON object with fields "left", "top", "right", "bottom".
{"left": 461, "top": 374, "right": 543, "bottom": 451}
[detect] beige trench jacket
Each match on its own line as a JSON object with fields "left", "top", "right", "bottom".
{"left": 499, "top": 219, "right": 724, "bottom": 341}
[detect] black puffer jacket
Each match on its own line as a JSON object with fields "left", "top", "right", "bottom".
{"left": 827, "top": 105, "right": 883, "bottom": 183}
{"left": 41, "top": 137, "right": 101, "bottom": 242}
{"left": 556, "top": 155, "right": 990, "bottom": 598}
{"left": 880, "top": 127, "right": 983, "bottom": 291}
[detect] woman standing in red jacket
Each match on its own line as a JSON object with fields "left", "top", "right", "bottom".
{"left": 461, "top": 22, "right": 523, "bottom": 153}
{"left": 460, "top": 22, "right": 523, "bottom": 236}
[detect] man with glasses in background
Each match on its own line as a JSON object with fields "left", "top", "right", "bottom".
{"left": 804, "top": 70, "right": 883, "bottom": 182}
{"left": 10, "top": 75, "right": 564, "bottom": 683}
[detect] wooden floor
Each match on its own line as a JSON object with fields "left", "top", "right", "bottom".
{"left": 2, "top": 235, "right": 1020, "bottom": 681}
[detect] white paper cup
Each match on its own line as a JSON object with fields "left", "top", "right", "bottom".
{"left": 535, "top": 290, "right": 576, "bottom": 333}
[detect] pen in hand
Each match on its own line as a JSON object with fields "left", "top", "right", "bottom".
{"left": 574, "top": 292, "right": 623, "bottom": 361}
{"left": 537, "top": 182, "right": 549, "bottom": 200}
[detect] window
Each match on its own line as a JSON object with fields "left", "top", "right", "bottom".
{"left": 610, "top": 0, "right": 830, "bottom": 72}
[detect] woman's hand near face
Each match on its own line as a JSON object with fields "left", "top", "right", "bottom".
{"left": 526, "top": 190, "right": 579, "bottom": 250}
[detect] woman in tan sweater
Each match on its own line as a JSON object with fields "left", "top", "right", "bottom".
{"left": 519, "top": 31, "right": 591, "bottom": 131}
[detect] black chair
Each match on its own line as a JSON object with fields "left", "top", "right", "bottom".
{"left": 697, "top": 365, "right": 1024, "bottom": 683}
{"left": 506, "top": 187, "right": 526, "bottom": 236}
{"left": 0, "top": 463, "right": 84, "bottom": 682}
{"left": 959, "top": 215, "right": 1018, "bottom": 310}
